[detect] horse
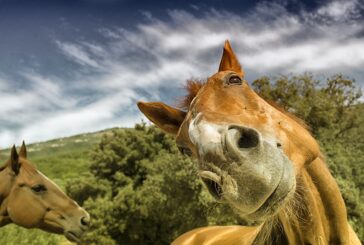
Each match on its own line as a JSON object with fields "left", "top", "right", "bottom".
{"left": 0, "top": 142, "right": 90, "bottom": 243}
{"left": 137, "top": 41, "right": 361, "bottom": 244}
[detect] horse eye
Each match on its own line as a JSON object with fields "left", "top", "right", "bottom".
{"left": 228, "top": 76, "right": 242, "bottom": 85}
{"left": 178, "top": 146, "right": 193, "bottom": 157}
{"left": 31, "top": 184, "right": 47, "bottom": 193}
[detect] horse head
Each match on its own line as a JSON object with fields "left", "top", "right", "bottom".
{"left": 138, "top": 41, "right": 320, "bottom": 222}
{"left": 0, "top": 142, "right": 90, "bottom": 243}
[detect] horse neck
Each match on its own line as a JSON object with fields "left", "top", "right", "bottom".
{"left": 273, "top": 157, "right": 350, "bottom": 244}
{"left": 0, "top": 167, "right": 13, "bottom": 226}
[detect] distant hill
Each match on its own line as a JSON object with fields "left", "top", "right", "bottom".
{"left": 0, "top": 127, "right": 119, "bottom": 186}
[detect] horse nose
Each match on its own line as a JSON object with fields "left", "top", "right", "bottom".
{"left": 225, "top": 126, "right": 260, "bottom": 158}
{"left": 80, "top": 215, "right": 90, "bottom": 228}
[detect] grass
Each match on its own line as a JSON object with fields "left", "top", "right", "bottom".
{"left": 0, "top": 128, "right": 117, "bottom": 245}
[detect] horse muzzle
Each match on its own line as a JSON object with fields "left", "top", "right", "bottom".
{"left": 64, "top": 208, "right": 90, "bottom": 243}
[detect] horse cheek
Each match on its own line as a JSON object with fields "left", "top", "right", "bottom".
{"left": 7, "top": 191, "right": 44, "bottom": 228}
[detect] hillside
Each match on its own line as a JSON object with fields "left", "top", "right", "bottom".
{"left": 0, "top": 128, "right": 118, "bottom": 186}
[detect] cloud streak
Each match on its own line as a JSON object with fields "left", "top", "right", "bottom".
{"left": 0, "top": 0, "right": 363, "bottom": 147}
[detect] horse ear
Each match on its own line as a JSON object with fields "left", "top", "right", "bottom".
{"left": 218, "top": 40, "right": 244, "bottom": 77}
{"left": 19, "top": 141, "right": 27, "bottom": 159}
{"left": 10, "top": 145, "right": 20, "bottom": 174}
{"left": 137, "top": 101, "right": 186, "bottom": 135}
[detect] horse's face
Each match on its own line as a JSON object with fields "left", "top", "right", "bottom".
{"left": 138, "top": 41, "right": 320, "bottom": 222}
{"left": 6, "top": 143, "right": 90, "bottom": 242}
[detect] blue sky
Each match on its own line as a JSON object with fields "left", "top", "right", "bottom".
{"left": 0, "top": 0, "right": 363, "bottom": 147}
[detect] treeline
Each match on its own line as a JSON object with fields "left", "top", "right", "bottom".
{"left": 66, "top": 74, "right": 364, "bottom": 244}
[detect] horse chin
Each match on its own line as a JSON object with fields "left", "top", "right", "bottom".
{"left": 239, "top": 161, "right": 296, "bottom": 220}
{"left": 41, "top": 222, "right": 86, "bottom": 243}
{"left": 243, "top": 176, "right": 296, "bottom": 223}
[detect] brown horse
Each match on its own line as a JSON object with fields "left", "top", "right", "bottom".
{"left": 137, "top": 41, "right": 361, "bottom": 244}
{"left": 0, "top": 142, "right": 90, "bottom": 243}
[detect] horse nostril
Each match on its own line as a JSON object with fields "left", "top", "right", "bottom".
{"left": 80, "top": 216, "right": 90, "bottom": 227}
{"left": 229, "top": 126, "right": 260, "bottom": 149}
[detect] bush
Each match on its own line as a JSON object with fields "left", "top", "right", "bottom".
{"left": 67, "top": 125, "right": 238, "bottom": 244}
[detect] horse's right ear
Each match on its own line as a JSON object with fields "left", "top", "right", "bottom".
{"left": 19, "top": 141, "right": 27, "bottom": 159}
{"left": 10, "top": 145, "right": 20, "bottom": 174}
{"left": 218, "top": 40, "right": 244, "bottom": 77}
{"left": 137, "top": 101, "right": 186, "bottom": 135}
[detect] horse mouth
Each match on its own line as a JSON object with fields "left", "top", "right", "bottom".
{"left": 65, "top": 231, "right": 82, "bottom": 243}
{"left": 200, "top": 172, "right": 223, "bottom": 200}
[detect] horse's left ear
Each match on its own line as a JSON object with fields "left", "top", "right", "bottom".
{"left": 19, "top": 141, "right": 27, "bottom": 159}
{"left": 10, "top": 145, "right": 20, "bottom": 174}
{"left": 137, "top": 101, "right": 186, "bottom": 135}
{"left": 218, "top": 40, "right": 244, "bottom": 77}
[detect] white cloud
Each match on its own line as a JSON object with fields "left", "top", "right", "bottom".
{"left": 55, "top": 41, "right": 103, "bottom": 69}
{"left": 0, "top": 73, "right": 76, "bottom": 125}
{"left": 17, "top": 90, "right": 135, "bottom": 141}
{"left": 22, "top": 72, "right": 76, "bottom": 108}
{"left": 1, "top": 0, "right": 363, "bottom": 148}
{"left": 0, "top": 88, "right": 137, "bottom": 147}
{"left": 316, "top": 0, "right": 362, "bottom": 21}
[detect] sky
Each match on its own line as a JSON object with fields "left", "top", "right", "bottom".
{"left": 0, "top": 0, "right": 363, "bottom": 148}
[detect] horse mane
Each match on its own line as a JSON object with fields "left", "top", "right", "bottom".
{"left": 20, "top": 160, "right": 38, "bottom": 174}
{"left": 179, "top": 79, "right": 311, "bottom": 131}
{"left": 265, "top": 100, "right": 311, "bottom": 131}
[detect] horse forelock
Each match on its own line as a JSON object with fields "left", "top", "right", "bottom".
{"left": 178, "top": 79, "right": 206, "bottom": 110}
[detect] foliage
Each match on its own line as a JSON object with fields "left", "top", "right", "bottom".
{"left": 0, "top": 225, "right": 62, "bottom": 245}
